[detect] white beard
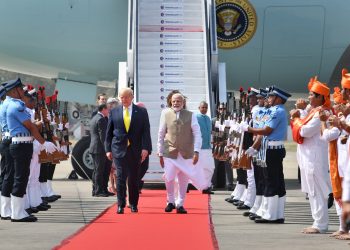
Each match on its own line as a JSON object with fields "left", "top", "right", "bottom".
{"left": 172, "top": 107, "right": 183, "bottom": 112}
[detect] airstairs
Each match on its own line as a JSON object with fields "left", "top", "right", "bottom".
{"left": 122, "top": 0, "right": 218, "bottom": 181}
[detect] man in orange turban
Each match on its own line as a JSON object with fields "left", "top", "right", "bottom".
{"left": 290, "top": 77, "right": 332, "bottom": 234}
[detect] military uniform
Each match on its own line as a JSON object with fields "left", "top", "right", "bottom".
{"left": 0, "top": 93, "right": 15, "bottom": 219}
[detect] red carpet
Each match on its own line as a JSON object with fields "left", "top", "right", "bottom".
{"left": 54, "top": 190, "right": 218, "bottom": 250}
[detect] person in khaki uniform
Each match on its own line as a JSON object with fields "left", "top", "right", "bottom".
{"left": 158, "top": 93, "right": 207, "bottom": 214}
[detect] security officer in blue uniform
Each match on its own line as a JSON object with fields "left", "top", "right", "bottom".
{"left": 240, "top": 86, "right": 291, "bottom": 224}
{"left": 0, "top": 85, "right": 9, "bottom": 217}
{"left": 4, "top": 78, "right": 56, "bottom": 222}
{"left": 0, "top": 83, "right": 15, "bottom": 220}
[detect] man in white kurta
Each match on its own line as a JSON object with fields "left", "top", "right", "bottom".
{"left": 291, "top": 79, "right": 332, "bottom": 233}
{"left": 158, "top": 93, "right": 206, "bottom": 214}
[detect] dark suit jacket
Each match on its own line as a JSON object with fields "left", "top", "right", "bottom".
{"left": 105, "top": 104, "right": 152, "bottom": 159}
{"left": 89, "top": 113, "right": 107, "bottom": 154}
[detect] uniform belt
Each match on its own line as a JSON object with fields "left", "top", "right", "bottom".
{"left": 267, "top": 141, "right": 284, "bottom": 149}
{"left": 11, "top": 136, "right": 33, "bottom": 143}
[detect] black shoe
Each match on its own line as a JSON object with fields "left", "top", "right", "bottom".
{"left": 52, "top": 194, "right": 62, "bottom": 199}
{"left": 11, "top": 215, "right": 37, "bottom": 222}
{"left": 165, "top": 203, "right": 175, "bottom": 213}
{"left": 25, "top": 208, "right": 37, "bottom": 215}
{"left": 233, "top": 201, "right": 244, "bottom": 206}
{"left": 106, "top": 191, "right": 115, "bottom": 196}
{"left": 249, "top": 213, "right": 259, "bottom": 220}
{"left": 1, "top": 216, "right": 11, "bottom": 220}
{"left": 243, "top": 211, "right": 251, "bottom": 217}
{"left": 42, "top": 196, "right": 58, "bottom": 203}
{"left": 40, "top": 202, "right": 51, "bottom": 209}
{"left": 131, "top": 206, "right": 138, "bottom": 213}
{"left": 176, "top": 206, "right": 187, "bottom": 214}
{"left": 328, "top": 193, "right": 334, "bottom": 209}
{"left": 117, "top": 206, "right": 124, "bottom": 214}
{"left": 36, "top": 204, "right": 49, "bottom": 211}
{"left": 255, "top": 218, "right": 284, "bottom": 224}
{"left": 237, "top": 204, "right": 250, "bottom": 210}
{"left": 95, "top": 193, "right": 109, "bottom": 197}
{"left": 202, "top": 188, "right": 214, "bottom": 194}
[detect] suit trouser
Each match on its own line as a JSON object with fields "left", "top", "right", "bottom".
{"left": 114, "top": 147, "right": 140, "bottom": 207}
{"left": 91, "top": 153, "right": 107, "bottom": 195}
{"left": 0, "top": 141, "right": 14, "bottom": 197}
{"left": 236, "top": 169, "right": 248, "bottom": 186}
{"left": 138, "top": 157, "right": 149, "bottom": 188}
{"left": 9, "top": 143, "right": 33, "bottom": 197}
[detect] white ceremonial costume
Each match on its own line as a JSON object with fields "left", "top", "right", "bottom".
{"left": 299, "top": 112, "right": 331, "bottom": 232}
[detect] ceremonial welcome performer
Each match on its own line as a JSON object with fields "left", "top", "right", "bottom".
{"left": 105, "top": 87, "right": 152, "bottom": 214}
{"left": 158, "top": 93, "right": 207, "bottom": 214}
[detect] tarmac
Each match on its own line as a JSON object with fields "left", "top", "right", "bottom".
{"left": 0, "top": 143, "right": 348, "bottom": 250}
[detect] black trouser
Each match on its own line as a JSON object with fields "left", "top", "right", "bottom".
{"left": 9, "top": 143, "right": 33, "bottom": 197}
{"left": 212, "top": 159, "right": 233, "bottom": 188}
{"left": 0, "top": 140, "right": 14, "bottom": 197}
{"left": 91, "top": 153, "right": 107, "bottom": 195}
{"left": 263, "top": 148, "right": 286, "bottom": 197}
{"left": 236, "top": 168, "right": 247, "bottom": 186}
{"left": 114, "top": 147, "right": 140, "bottom": 207}
{"left": 47, "top": 163, "right": 56, "bottom": 181}
{"left": 138, "top": 156, "right": 149, "bottom": 189}
{"left": 39, "top": 163, "right": 49, "bottom": 184}
{"left": 253, "top": 162, "right": 265, "bottom": 196}
{"left": 103, "top": 159, "right": 112, "bottom": 193}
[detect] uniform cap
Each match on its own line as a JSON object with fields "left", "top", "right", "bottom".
{"left": 267, "top": 86, "right": 291, "bottom": 101}
{"left": 248, "top": 87, "right": 259, "bottom": 97}
{"left": 257, "top": 88, "right": 268, "bottom": 98}
{"left": 341, "top": 69, "right": 350, "bottom": 89}
{"left": 3, "top": 78, "right": 23, "bottom": 92}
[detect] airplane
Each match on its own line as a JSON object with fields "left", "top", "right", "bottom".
{"left": 0, "top": 0, "right": 349, "bottom": 179}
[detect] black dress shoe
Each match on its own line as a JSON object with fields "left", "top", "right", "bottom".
{"left": 43, "top": 196, "right": 58, "bottom": 203}
{"left": 237, "top": 204, "right": 250, "bottom": 210}
{"left": 233, "top": 200, "right": 244, "bottom": 206}
{"left": 117, "top": 206, "right": 124, "bottom": 214}
{"left": 52, "top": 194, "right": 62, "bottom": 199}
{"left": 249, "top": 213, "right": 260, "bottom": 220}
{"left": 106, "top": 191, "right": 115, "bottom": 196}
{"left": 165, "top": 203, "right": 175, "bottom": 212}
{"left": 40, "top": 202, "right": 51, "bottom": 209}
{"left": 11, "top": 215, "right": 37, "bottom": 222}
{"left": 255, "top": 218, "right": 285, "bottom": 224}
{"left": 1, "top": 216, "right": 11, "bottom": 220}
{"left": 131, "top": 206, "right": 138, "bottom": 213}
{"left": 95, "top": 193, "right": 109, "bottom": 197}
{"left": 36, "top": 204, "right": 49, "bottom": 211}
{"left": 176, "top": 206, "right": 187, "bottom": 214}
{"left": 243, "top": 211, "right": 251, "bottom": 217}
{"left": 25, "top": 208, "right": 38, "bottom": 215}
{"left": 202, "top": 188, "right": 214, "bottom": 194}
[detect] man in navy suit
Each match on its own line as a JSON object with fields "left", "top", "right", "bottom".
{"left": 105, "top": 87, "right": 152, "bottom": 214}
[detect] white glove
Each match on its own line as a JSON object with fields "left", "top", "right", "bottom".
{"left": 41, "top": 141, "right": 57, "bottom": 154}
{"left": 61, "top": 145, "right": 68, "bottom": 155}
{"left": 33, "top": 140, "right": 41, "bottom": 154}
{"left": 240, "top": 121, "right": 249, "bottom": 132}
{"left": 245, "top": 147, "right": 258, "bottom": 157}
{"left": 58, "top": 123, "right": 64, "bottom": 131}
{"left": 65, "top": 123, "right": 70, "bottom": 129}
